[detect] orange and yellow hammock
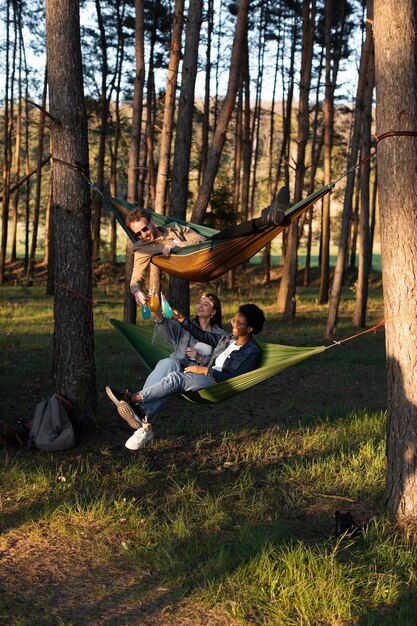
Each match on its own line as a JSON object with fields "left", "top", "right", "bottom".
{"left": 104, "top": 183, "right": 334, "bottom": 282}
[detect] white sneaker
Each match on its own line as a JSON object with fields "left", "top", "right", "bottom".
{"left": 125, "top": 424, "right": 154, "bottom": 450}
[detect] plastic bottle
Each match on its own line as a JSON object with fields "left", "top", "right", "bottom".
{"left": 149, "top": 287, "right": 160, "bottom": 312}
{"left": 141, "top": 302, "right": 151, "bottom": 319}
{"left": 161, "top": 293, "right": 173, "bottom": 318}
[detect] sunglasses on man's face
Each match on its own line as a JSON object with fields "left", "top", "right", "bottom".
{"left": 133, "top": 224, "right": 150, "bottom": 239}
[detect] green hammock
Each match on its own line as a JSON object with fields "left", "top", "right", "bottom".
{"left": 110, "top": 318, "right": 326, "bottom": 405}
{"left": 104, "top": 183, "right": 334, "bottom": 282}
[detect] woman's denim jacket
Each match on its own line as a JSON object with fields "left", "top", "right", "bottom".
{"left": 180, "top": 318, "right": 261, "bottom": 382}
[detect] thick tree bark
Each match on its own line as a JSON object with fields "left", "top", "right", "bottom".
{"left": 373, "top": 0, "right": 417, "bottom": 520}
{"left": 45, "top": 0, "right": 96, "bottom": 418}
{"left": 191, "top": 0, "right": 249, "bottom": 224}
{"left": 169, "top": 0, "right": 203, "bottom": 315}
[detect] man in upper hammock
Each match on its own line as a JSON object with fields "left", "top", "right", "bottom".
{"left": 128, "top": 186, "right": 290, "bottom": 306}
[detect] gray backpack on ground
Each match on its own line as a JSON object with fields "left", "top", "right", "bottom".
{"left": 28, "top": 397, "right": 75, "bottom": 452}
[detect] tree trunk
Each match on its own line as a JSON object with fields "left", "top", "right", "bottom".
{"left": 109, "top": 1, "right": 125, "bottom": 266}
{"left": 277, "top": 0, "right": 315, "bottom": 317}
{"left": 45, "top": 0, "right": 96, "bottom": 419}
{"left": 352, "top": 44, "right": 374, "bottom": 327}
{"left": 198, "top": 0, "right": 213, "bottom": 190}
{"left": 249, "top": 1, "right": 265, "bottom": 219}
{"left": 125, "top": 0, "right": 145, "bottom": 324}
{"left": 154, "top": 0, "right": 185, "bottom": 216}
{"left": 368, "top": 164, "right": 377, "bottom": 270}
{"left": 325, "top": 0, "right": 373, "bottom": 338}
{"left": 240, "top": 34, "right": 251, "bottom": 222}
{"left": 27, "top": 69, "right": 48, "bottom": 282}
{"left": 349, "top": 176, "right": 360, "bottom": 270}
{"left": 43, "top": 170, "right": 53, "bottom": 267}
{"left": 10, "top": 11, "right": 22, "bottom": 264}
{"left": 91, "top": 0, "right": 110, "bottom": 263}
{"left": 169, "top": 0, "right": 203, "bottom": 316}
{"left": 191, "top": 0, "right": 249, "bottom": 224}
{"left": 374, "top": 0, "right": 417, "bottom": 519}
{"left": 0, "top": 0, "right": 12, "bottom": 285}
{"left": 317, "top": 0, "right": 334, "bottom": 305}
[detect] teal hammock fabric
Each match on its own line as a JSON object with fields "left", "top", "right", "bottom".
{"left": 110, "top": 318, "right": 326, "bottom": 405}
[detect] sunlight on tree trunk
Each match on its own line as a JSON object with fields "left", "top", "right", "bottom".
{"left": 373, "top": 0, "right": 417, "bottom": 520}
{"left": 46, "top": 0, "right": 96, "bottom": 419}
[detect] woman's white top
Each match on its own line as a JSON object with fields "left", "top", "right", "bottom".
{"left": 212, "top": 340, "right": 241, "bottom": 371}
{"left": 193, "top": 341, "right": 213, "bottom": 357}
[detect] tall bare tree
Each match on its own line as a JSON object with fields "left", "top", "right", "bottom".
{"left": 191, "top": 0, "right": 249, "bottom": 224}
{"left": 27, "top": 69, "right": 48, "bottom": 282}
{"left": 91, "top": 0, "right": 110, "bottom": 262}
{"left": 1, "top": 0, "right": 12, "bottom": 285}
{"left": 149, "top": 0, "right": 185, "bottom": 297}
{"left": 169, "top": 0, "right": 203, "bottom": 315}
{"left": 325, "top": 1, "right": 373, "bottom": 338}
{"left": 277, "top": 0, "right": 316, "bottom": 317}
{"left": 125, "top": 0, "right": 145, "bottom": 324}
{"left": 45, "top": 0, "right": 96, "bottom": 418}
{"left": 373, "top": 0, "right": 417, "bottom": 520}
{"left": 352, "top": 44, "right": 375, "bottom": 327}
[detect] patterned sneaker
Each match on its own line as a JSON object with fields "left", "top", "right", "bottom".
{"left": 125, "top": 424, "right": 154, "bottom": 450}
{"left": 260, "top": 186, "right": 290, "bottom": 226}
{"left": 105, "top": 386, "right": 144, "bottom": 430}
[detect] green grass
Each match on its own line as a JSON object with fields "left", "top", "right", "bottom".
{"left": 2, "top": 276, "right": 416, "bottom": 626}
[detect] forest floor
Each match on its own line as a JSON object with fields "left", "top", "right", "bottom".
{"left": 2, "top": 260, "right": 414, "bottom": 626}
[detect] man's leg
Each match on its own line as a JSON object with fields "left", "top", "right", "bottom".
{"left": 211, "top": 186, "right": 290, "bottom": 240}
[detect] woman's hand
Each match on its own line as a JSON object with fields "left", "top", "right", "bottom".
{"left": 184, "top": 365, "right": 208, "bottom": 375}
{"left": 185, "top": 346, "right": 201, "bottom": 361}
{"left": 171, "top": 309, "right": 185, "bottom": 323}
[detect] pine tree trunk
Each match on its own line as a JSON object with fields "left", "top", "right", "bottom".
{"left": 169, "top": 0, "right": 203, "bottom": 315}
{"left": 10, "top": 13, "right": 23, "bottom": 265}
{"left": 352, "top": 44, "right": 374, "bottom": 327}
{"left": 91, "top": 0, "right": 109, "bottom": 262}
{"left": 325, "top": 0, "right": 373, "bottom": 338}
{"left": 277, "top": 0, "right": 315, "bottom": 317}
{"left": 109, "top": 2, "right": 125, "bottom": 266}
{"left": 317, "top": 0, "right": 333, "bottom": 305}
{"left": 45, "top": 0, "right": 96, "bottom": 419}
{"left": 27, "top": 70, "right": 48, "bottom": 282}
{"left": 373, "top": 0, "right": 417, "bottom": 519}
{"left": 125, "top": 0, "right": 145, "bottom": 324}
{"left": 191, "top": 0, "right": 249, "bottom": 224}
{"left": 198, "top": 0, "right": 213, "bottom": 190}
{"left": 0, "top": 0, "right": 12, "bottom": 285}
{"left": 368, "top": 164, "right": 377, "bottom": 269}
{"left": 349, "top": 177, "right": 360, "bottom": 270}
{"left": 240, "top": 35, "right": 251, "bottom": 222}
